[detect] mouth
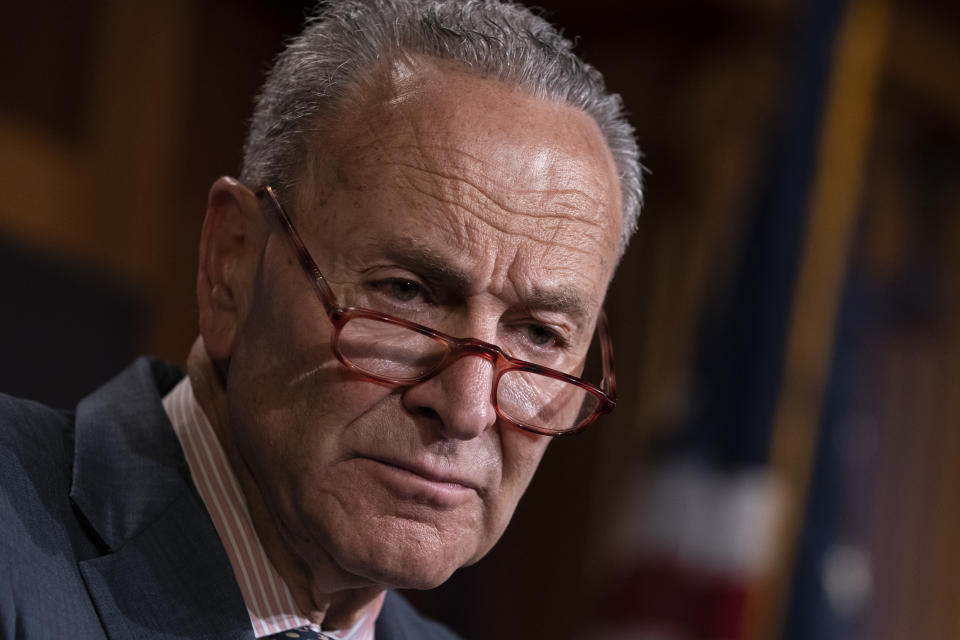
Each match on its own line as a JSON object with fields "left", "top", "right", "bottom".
{"left": 356, "top": 455, "right": 480, "bottom": 507}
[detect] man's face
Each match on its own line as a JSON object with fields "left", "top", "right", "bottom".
{"left": 225, "top": 60, "right": 622, "bottom": 591}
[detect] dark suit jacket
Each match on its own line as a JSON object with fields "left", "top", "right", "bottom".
{"left": 0, "top": 358, "right": 460, "bottom": 639}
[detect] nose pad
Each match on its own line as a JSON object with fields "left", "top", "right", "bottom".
{"left": 401, "top": 351, "right": 497, "bottom": 440}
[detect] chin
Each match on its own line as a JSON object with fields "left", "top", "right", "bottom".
{"left": 375, "top": 565, "right": 457, "bottom": 591}
{"left": 339, "top": 553, "right": 461, "bottom": 591}
{"left": 330, "top": 515, "right": 481, "bottom": 591}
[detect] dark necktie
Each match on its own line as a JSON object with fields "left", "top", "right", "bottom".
{"left": 262, "top": 625, "right": 334, "bottom": 639}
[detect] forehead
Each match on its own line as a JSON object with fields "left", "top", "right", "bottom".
{"left": 296, "top": 60, "right": 622, "bottom": 307}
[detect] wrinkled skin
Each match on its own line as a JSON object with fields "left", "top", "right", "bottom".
{"left": 193, "top": 58, "right": 622, "bottom": 627}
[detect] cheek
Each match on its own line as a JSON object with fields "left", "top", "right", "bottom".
{"left": 227, "top": 367, "right": 399, "bottom": 572}
{"left": 226, "top": 287, "right": 395, "bottom": 517}
{"left": 490, "top": 429, "right": 550, "bottom": 515}
{"left": 452, "top": 428, "right": 548, "bottom": 568}
{"left": 230, "top": 365, "right": 392, "bottom": 479}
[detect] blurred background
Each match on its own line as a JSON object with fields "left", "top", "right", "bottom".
{"left": 1, "top": 0, "right": 958, "bottom": 638}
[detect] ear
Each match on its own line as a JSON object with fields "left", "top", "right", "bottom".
{"left": 196, "top": 177, "right": 265, "bottom": 365}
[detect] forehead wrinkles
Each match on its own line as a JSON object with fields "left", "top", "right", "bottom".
{"left": 297, "top": 63, "right": 622, "bottom": 295}
{"left": 344, "top": 131, "right": 617, "bottom": 268}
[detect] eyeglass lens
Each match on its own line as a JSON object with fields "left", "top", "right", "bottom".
{"left": 337, "top": 315, "right": 600, "bottom": 432}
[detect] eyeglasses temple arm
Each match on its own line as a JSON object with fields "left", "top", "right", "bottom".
{"left": 257, "top": 185, "right": 339, "bottom": 315}
{"left": 598, "top": 309, "right": 617, "bottom": 403}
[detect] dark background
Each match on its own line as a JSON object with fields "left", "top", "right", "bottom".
{"left": 2, "top": 1, "right": 958, "bottom": 638}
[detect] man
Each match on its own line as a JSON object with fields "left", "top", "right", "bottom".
{"left": 0, "top": 0, "right": 642, "bottom": 638}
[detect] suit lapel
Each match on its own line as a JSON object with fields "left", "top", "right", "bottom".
{"left": 78, "top": 490, "right": 252, "bottom": 640}
{"left": 71, "top": 358, "right": 253, "bottom": 640}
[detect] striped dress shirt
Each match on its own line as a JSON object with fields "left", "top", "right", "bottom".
{"left": 163, "top": 377, "right": 383, "bottom": 639}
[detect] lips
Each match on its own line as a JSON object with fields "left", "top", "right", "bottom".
{"left": 369, "top": 455, "right": 479, "bottom": 490}
{"left": 355, "top": 455, "right": 481, "bottom": 507}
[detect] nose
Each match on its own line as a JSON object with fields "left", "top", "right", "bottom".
{"left": 401, "top": 350, "right": 498, "bottom": 440}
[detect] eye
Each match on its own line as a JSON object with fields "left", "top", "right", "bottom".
{"left": 361, "top": 275, "right": 437, "bottom": 314}
{"left": 524, "top": 323, "right": 565, "bottom": 348}
{"left": 389, "top": 279, "right": 422, "bottom": 302}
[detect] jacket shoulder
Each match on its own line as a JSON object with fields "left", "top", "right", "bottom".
{"left": 0, "top": 393, "right": 106, "bottom": 635}
{"left": 0, "top": 392, "right": 78, "bottom": 534}
{"left": 0, "top": 392, "right": 74, "bottom": 482}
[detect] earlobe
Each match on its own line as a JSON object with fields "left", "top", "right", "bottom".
{"left": 196, "top": 177, "right": 263, "bottom": 363}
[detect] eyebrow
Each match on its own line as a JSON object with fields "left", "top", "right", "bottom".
{"left": 382, "top": 244, "right": 472, "bottom": 294}
{"left": 381, "top": 244, "right": 592, "bottom": 327}
{"left": 524, "top": 287, "right": 591, "bottom": 328}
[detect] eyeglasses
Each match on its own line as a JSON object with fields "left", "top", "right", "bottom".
{"left": 255, "top": 184, "right": 616, "bottom": 436}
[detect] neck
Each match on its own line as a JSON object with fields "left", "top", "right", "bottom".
{"left": 185, "top": 337, "right": 385, "bottom": 629}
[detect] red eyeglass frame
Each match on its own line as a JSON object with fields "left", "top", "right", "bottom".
{"left": 255, "top": 184, "right": 617, "bottom": 436}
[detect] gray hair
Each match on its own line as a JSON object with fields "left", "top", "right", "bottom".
{"left": 241, "top": 0, "right": 644, "bottom": 255}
